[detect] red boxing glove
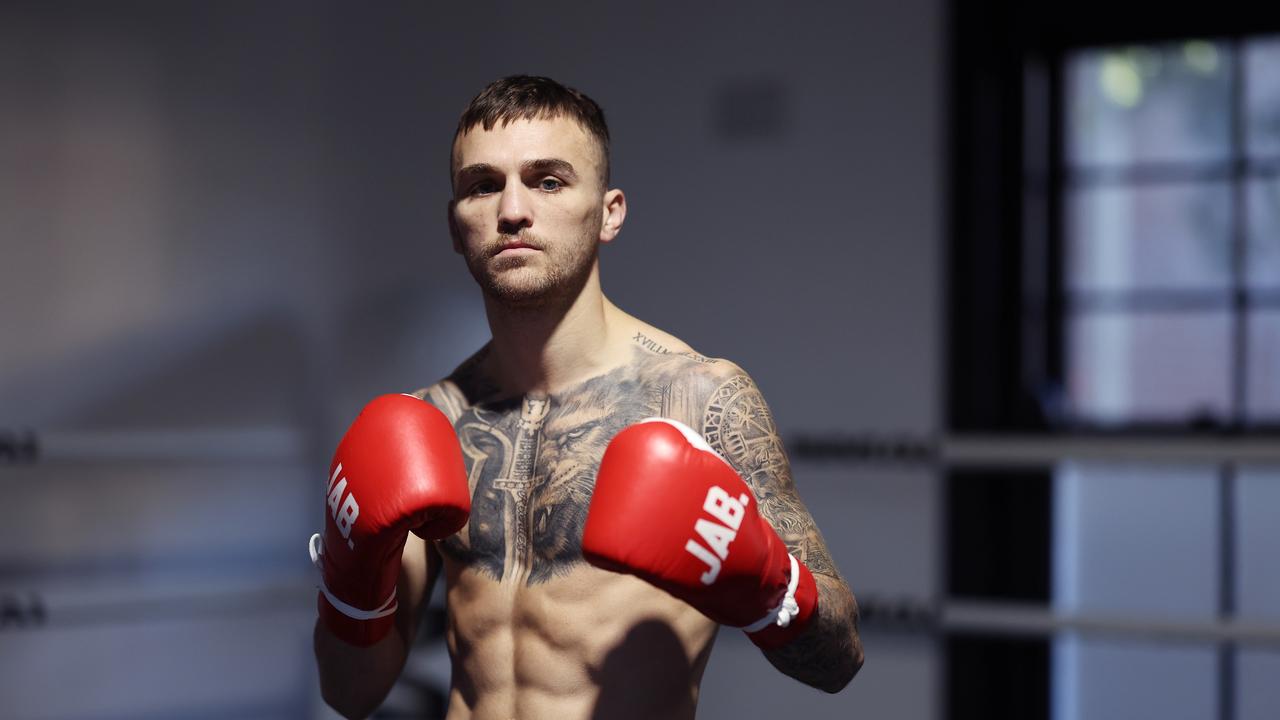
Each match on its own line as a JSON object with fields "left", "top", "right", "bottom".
{"left": 582, "top": 418, "right": 818, "bottom": 650}
{"left": 308, "top": 394, "right": 470, "bottom": 646}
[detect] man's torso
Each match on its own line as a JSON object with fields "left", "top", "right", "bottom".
{"left": 418, "top": 328, "right": 737, "bottom": 719}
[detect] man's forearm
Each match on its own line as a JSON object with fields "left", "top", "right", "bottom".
{"left": 762, "top": 573, "right": 863, "bottom": 693}
{"left": 314, "top": 620, "right": 410, "bottom": 719}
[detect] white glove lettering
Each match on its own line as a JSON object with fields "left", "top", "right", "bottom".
{"left": 326, "top": 463, "right": 360, "bottom": 548}
{"left": 685, "top": 486, "right": 750, "bottom": 585}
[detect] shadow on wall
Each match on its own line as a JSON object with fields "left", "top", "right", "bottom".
{"left": 1, "top": 306, "right": 313, "bottom": 431}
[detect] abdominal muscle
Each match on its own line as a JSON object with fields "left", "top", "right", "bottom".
{"left": 439, "top": 557, "right": 719, "bottom": 720}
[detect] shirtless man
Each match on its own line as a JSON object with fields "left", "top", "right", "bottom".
{"left": 311, "top": 75, "right": 863, "bottom": 719}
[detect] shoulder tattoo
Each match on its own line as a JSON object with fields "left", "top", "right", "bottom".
{"left": 702, "top": 373, "right": 838, "bottom": 577}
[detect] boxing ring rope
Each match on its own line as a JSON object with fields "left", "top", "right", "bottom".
{"left": 791, "top": 433, "right": 1280, "bottom": 466}
{"left": 0, "top": 427, "right": 306, "bottom": 465}
{"left": 850, "top": 596, "right": 1280, "bottom": 647}
{"left": 0, "top": 576, "right": 316, "bottom": 630}
{"left": 7, "top": 426, "right": 1279, "bottom": 465}
{"left": 9, "top": 582, "right": 1280, "bottom": 649}
{"left": 0, "top": 426, "right": 316, "bottom": 633}
{"left": 941, "top": 600, "right": 1280, "bottom": 645}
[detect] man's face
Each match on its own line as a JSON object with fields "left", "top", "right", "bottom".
{"left": 450, "top": 116, "right": 612, "bottom": 308}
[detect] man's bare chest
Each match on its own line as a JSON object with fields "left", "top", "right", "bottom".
{"left": 440, "top": 390, "right": 661, "bottom": 585}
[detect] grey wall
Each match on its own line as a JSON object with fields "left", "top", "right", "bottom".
{"left": 0, "top": 2, "right": 944, "bottom": 718}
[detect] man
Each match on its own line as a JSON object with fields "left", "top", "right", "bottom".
{"left": 312, "top": 75, "right": 863, "bottom": 719}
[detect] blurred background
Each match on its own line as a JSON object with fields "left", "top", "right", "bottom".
{"left": 2, "top": 1, "right": 1278, "bottom": 718}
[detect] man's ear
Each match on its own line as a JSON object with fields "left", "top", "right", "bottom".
{"left": 599, "top": 188, "right": 627, "bottom": 244}
{"left": 447, "top": 199, "right": 462, "bottom": 254}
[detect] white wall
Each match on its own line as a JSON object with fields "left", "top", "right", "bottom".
{"left": 0, "top": 2, "right": 944, "bottom": 718}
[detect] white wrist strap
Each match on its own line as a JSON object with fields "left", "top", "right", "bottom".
{"left": 742, "top": 554, "right": 802, "bottom": 633}
{"left": 308, "top": 533, "right": 399, "bottom": 621}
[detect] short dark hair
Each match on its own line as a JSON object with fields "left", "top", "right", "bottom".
{"left": 453, "top": 75, "right": 611, "bottom": 185}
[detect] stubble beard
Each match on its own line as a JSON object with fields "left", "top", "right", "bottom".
{"left": 464, "top": 229, "right": 599, "bottom": 311}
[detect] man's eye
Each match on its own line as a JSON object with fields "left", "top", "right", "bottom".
{"left": 563, "top": 424, "right": 594, "bottom": 443}
{"left": 539, "top": 177, "right": 563, "bottom": 192}
{"left": 469, "top": 180, "right": 497, "bottom": 196}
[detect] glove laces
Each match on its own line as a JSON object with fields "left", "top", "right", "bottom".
{"left": 308, "top": 533, "right": 398, "bottom": 621}
{"left": 742, "top": 554, "right": 802, "bottom": 633}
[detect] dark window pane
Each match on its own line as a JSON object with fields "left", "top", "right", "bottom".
{"left": 1068, "top": 311, "right": 1231, "bottom": 423}
{"left": 947, "top": 469, "right": 1051, "bottom": 602}
{"left": 1067, "top": 182, "right": 1232, "bottom": 292}
{"left": 1067, "top": 41, "right": 1234, "bottom": 167}
{"left": 949, "top": 635, "right": 1049, "bottom": 720}
{"left": 1247, "top": 310, "right": 1280, "bottom": 421}
{"left": 1246, "top": 35, "right": 1280, "bottom": 158}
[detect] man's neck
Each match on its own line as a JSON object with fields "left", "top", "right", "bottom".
{"left": 481, "top": 265, "right": 624, "bottom": 396}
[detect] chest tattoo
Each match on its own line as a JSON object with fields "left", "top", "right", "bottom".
{"left": 441, "top": 365, "right": 670, "bottom": 585}
{"left": 493, "top": 397, "right": 548, "bottom": 578}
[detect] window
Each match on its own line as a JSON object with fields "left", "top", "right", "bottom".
{"left": 1062, "top": 38, "right": 1280, "bottom": 428}
{"left": 948, "top": 14, "right": 1280, "bottom": 720}
{"left": 1053, "top": 36, "right": 1280, "bottom": 720}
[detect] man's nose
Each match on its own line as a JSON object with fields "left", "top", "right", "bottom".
{"left": 497, "top": 182, "right": 532, "bottom": 234}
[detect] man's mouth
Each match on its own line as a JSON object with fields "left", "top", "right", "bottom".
{"left": 493, "top": 240, "right": 541, "bottom": 256}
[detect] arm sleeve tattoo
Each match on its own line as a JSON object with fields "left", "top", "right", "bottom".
{"left": 702, "top": 370, "right": 864, "bottom": 692}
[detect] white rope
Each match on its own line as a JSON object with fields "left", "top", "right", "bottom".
{"left": 308, "top": 533, "right": 398, "bottom": 621}
{"left": 742, "top": 554, "right": 801, "bottom": 633}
